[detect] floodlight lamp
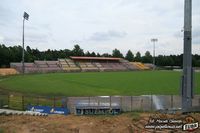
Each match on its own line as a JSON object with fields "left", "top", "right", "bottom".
{"left": 151, "top": 38, "right": 158, "bottom": 42}
{"left": 23, "top": 12, "right": 29, "bottom": 20}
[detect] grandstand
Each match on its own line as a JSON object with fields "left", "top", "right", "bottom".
{"left": 34, "top": 61, "right": 49, "bottom": 73}
{"left": 46, "top": 61, "right": 62, "bottom": 72}
{"left": 10, "top": 57, "right": 151, "bottom": 73}
{"left": 58, "top": 59, "right": 80, "bottom": 72}
{"left": 130, "top": 62, "right": 150, "bottom": 70}
{"left": 24, "top": 63, "right": 38, "bottom": 73}
{"left": 70, "top": 56, "right": 136, "bottom": 72}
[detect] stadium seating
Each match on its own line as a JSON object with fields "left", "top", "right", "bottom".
{"left": 58, "top": 59, "right": 69, "bottom": 71}
{"left": 10, "top": 57, "right": 149, "bottom": 74}
{"left": 46, "top": 61, "right": 62, "bottom": 72}
{"left": 119, "top": 59, "right": 137, "bottom": 70}
{"left": 100, "top": 63, "right": 115, "bottom": 71}
{"left": 59, "top": 59, "right": 80, "bottom": 72}
{"left": 10, "top": 63, "right": 23, "bottom": 72}
{"left": 34, "top": 61, "right": 62, "bottom": 73}
{"left": 34, "top": 61, "right": 49, "bottom": 73}
{"left": 92, "top": 62, "right": 104, "bottom": 71}
{"left": 144, "top": 63, "right": 154, "bottom": 69}
{"left": 99, "top": 62, "right": 128, "bottom": 71}
{"left": 10, "top": 62, "right": 39, "bottom": 73}
{"left": 130, "top": 62, "right": 150, "bottom": 70}
{"left": 24, "top": 63, "right": 39, "bottom": 73}
{"left": 77, "top": 62, "right": 99, "bottom": 72}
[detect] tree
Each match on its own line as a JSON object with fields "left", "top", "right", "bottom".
{"left": 1, "top": 44, "right": 200, "bottom": 68}
{"left": 91, "top": 52, "right": 96, "bottom": 57}
{"left": 102, "top": 53, "right": 111, "bottom": 57}
{"left": 64, "top": 49, "right": 72, "bottom": 57}
{"left": 71, "top": 44, "right": 84, "bottom": 56}
{"left": 142, "top": 51, "right": 152, "bottom": 63}
{"left": 134, "top": 52, "right": 141, "bottom": 62}
{"left": 156, "top": 55, "right": 174, "bottom": 66}
{"left": 85, "top": 51, "right": 91, "bottom": 57}
{"left": 112, "top": 48, "right": 124, "bottom": 58}
{"left": 125, "top": 50, "right": 134, "bottom": 61}
{"left": 32, "top": 48, "right": 41, "bottom": 60}
{"left": 0, "top": 44, "right": 10, "bottom": 67}
{"left": 25, "top": 46, "right": 34, "bottom": 62}
{"left": 97, "top": 53, "right": 101, "bottom": 57}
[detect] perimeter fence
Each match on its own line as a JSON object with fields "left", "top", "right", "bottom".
{"left": 0, "top": 93, "right": 200, "bottom": 113}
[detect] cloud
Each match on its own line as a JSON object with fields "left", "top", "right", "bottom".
{"left": 26, "top": 33, "right": 49, "bottom": 43}
{"left": 0, "top": 6, "right": 13, "bottom": 26}
{"left": 0, "top": 35, "right": 4, "bottom": 42}
{"left": 174, "top": 28, "right": 200, "bottom": 45}
{"left": 0, "top": 0, "right": 199, "bottom": 55}
{"left": 88, "top": 30, "right": 127, "bottom": 42}
{"left": 1, "top": 31, "right": 51, "bottom": 48}
{"left": 193, "top": 29, "right": 200, "bottom": 45}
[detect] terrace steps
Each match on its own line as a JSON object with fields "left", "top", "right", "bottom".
{"left": 130, "top": 62, "right": 150, "bottom": 70}
{"left": 10, "top": 57, "right": 147, "bottom": 74}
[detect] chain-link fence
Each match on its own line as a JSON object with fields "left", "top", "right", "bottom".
{"left": 0, "top": 93, "right": 200, "bottom": 113}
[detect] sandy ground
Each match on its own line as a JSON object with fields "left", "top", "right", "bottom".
{"left": 0, "top": 112, "right": 200, "bottom": 133}
{"left": 0, "top": 68, "right": 19, "bottom": 76}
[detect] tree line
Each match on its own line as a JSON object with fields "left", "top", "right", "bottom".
{"left": 0, "top": 44, "right": 200, "bottom": 67}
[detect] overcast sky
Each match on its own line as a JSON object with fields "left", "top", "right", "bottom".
{"left": 0, "top": 0, "right": 199, "bottom": 55}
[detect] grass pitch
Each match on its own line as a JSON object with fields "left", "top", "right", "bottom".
{"left": 0, "top": 71, "right": 199, "bottom": 96}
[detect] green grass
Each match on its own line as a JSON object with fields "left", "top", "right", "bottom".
{"left": 0, "top": 71, "right": 199, "bottom": 96}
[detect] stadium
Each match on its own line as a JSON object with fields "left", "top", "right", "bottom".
{"left": 0, "top": 55, "right": 200, "bottom": 132}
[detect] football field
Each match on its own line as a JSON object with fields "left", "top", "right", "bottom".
{"left": 0, "top": 71, "right": 199, "bottom": 96}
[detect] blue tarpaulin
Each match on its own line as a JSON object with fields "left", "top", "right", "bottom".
{"left": 26, "top": 105, "right": 69, "bottom": 115}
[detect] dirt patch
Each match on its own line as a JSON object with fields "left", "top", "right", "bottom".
{"left": 0, "top": 112, "right": 200, "bottom": 133}
{"left": 0, "top": 68, "right": 19, "bottom": 76}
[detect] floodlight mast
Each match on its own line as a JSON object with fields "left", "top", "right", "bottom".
{"left": 181, "top": 0, "right": 193, "bottom": 113}
{"left": 151, "top": 38, "right": 158, "bottom": 70}
{"left": 22, "top": 12, "right": 29, "bottom": 74}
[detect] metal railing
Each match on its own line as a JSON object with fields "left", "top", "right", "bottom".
{"left": 1, "top": 94, "right": 200, "bottom": 113}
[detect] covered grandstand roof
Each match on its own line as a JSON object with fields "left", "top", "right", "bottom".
{"left": 70, "top": 56, "right": 122, "bottom": 61}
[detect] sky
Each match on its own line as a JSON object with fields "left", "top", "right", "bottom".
{"left": 0, "top": 0, "right": 199, "bottom": 56}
